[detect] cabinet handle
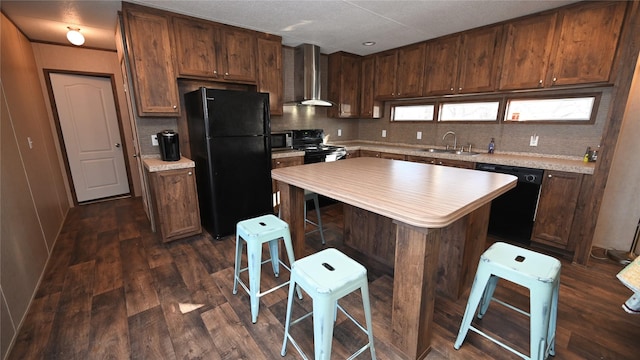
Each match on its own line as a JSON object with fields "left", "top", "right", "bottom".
{"left": 225, "top": 72, "right": 229, "bottom": 76}
{"left": 214, "top": 70, "right": 218, "bottom": 74}
{"left": 552, "top": 77, "right": 557, "bottom": 83}
{"left": 458, "top": 87, "right": 462, "bottom": 91}
{"left": 188, "top": 171, "right": 193, "bottom": 176}
{"left": 548, "top": 174, "right": 552, "bottom": 178}
{"left": 115, "top": 143, "right": 121, "bottom": 148}
{"left": 172, "top": 105, "right": 177, "bottom": 109}
{"left": 450, "top": 87, "right": 454, "bottom": 91}
{"left": 539, "top": 79, "right": 543, "bottom": 85}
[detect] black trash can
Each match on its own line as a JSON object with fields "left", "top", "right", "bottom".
{"left": 158, "top": 130, "right": 180, "bottom": 161}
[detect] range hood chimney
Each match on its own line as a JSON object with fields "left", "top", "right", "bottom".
{"left": 293, "top": 44, "right": 332, "bottom": 106}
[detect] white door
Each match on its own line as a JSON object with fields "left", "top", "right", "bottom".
{"left": 50, "top": 73, "right": 130, "bottom": 202}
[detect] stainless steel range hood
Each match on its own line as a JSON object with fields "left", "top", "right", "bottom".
{"left": 293, "top": 44, "right": 332, "bottom": 106}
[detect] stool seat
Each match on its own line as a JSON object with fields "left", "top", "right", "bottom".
{"left": 233, "top": 214, "right": 301, "bottom": 323}
{"left": 454, "top": 242, "right": 561, "bottom": 360}
{"left": 281, "top": 248, "right": 376, "bottom": 360}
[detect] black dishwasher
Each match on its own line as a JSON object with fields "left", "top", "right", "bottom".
{"left": 475, "top": 163, "right": 544, "bottom": 245}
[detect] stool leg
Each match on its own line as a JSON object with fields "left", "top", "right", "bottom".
{"left": 548, "top": 277, "right": 560, "bottom": 356}
{"left": 233, "top": 235, "right": 243, "bottom": 295}
{"left": 530, "top": 284, "right": 554, "bottom": 360}
{"left": 454, "top": 269, "right": 492, "bottom": 350}
{"left": 312, "top": 194, "right": 326, "bottom": 245}
{"left": 282, "top": 231, "right": 303, "bottom": 300}
{"left": 478, "top": 275, "right": 499, "bottom": 319}
{"left": 281, "top": 277, "right": 297, "bottom": 356}
{"left": 361, "top": 282, "right": 377, "bottom": 359}
{"left": 248, "top": 240, "right": 263, "bottom": 323}
{"left": 268, "top": 239, "right": 280, "bottom": 277}
{"left": 313, "top": 297, "right": 336, "bottom": 360}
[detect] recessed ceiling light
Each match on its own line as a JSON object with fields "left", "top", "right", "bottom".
{"left": 66, "top": 27, "right": 85, "bottom": 46}
{"left": 362, "top": 41, "right": 376, "bottom": 46}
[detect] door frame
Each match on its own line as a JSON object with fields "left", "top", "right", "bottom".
{"left": 44, "top": 70, "right": 134, "bottom": 206}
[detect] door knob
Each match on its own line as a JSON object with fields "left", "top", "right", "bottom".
{"left": 115, "top": 143, "right": 121, "bottom": 148}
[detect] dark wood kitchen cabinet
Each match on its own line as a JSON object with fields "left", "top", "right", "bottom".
{"left": 123, "top": 4, "right": 180, "bottom": 116}
{"left": 328, "top": 52, "right": 361, "bottom": 118}
{"left": 257, "top": 35, "right": 284, "bottom": 115}
{"left": 499, "top": 12, "right": 558, "bottom": 90}
{"left": 547, "top": 1, "right": 626, "bottom": 87}
{"left": 374, "top": 43, "right": 425, "bottom": 99}
{"left": 500, "top": 1, "right": 626, "bottom": 90}
{"left": 173, "top": 16, "right": 256, "bottom": 83}
{"left": 406, "top": 156, "right": 475, "bottom": 169}
{"left": 531, "top": 170, "right": 583, "bottom": 250}
{"left": 423, "top": 25, "right": 502, "bottom": 95}
{"left": 148, "top": 167, "right": 202, "bottom": 242}
{"left": 360, "top": 55, "right": 382, "bottom": 118}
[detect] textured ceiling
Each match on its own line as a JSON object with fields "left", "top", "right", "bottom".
{"left": 1, "top": 0, "right": 577, "bottom": 55}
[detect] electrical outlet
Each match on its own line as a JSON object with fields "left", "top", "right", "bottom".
{"left": 337, "top": 129, "right": 342, "bottom": 137}
{"left": 417, "top": 131, "right": 422, "bottom": 140}
{"left": 151, "top": 134, "right": 159, "bottom": 146}
{"left": 530, "top": 135, "right": 539, "bottom": 146}
{"left": 382, "top": 129, "right": 387, "bottom": 138}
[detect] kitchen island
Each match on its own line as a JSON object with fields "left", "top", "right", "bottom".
{"left": 272, "top": 157, "right": 516, "bottom": 359}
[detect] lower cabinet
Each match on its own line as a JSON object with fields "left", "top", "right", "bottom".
{"left": 531, "top": 170, "right": 582, "bottom": 250}
{"left": 406, "top": 155, "right": 475, "bottom": 169}
{"left": 272, "top": 155, "right": 304, "bottom": 211}
{"left": 360, "top": 150, "right": 405, "bottom": 160}
{"left": 148, "top": 167, "right": 202, "bottom": 242}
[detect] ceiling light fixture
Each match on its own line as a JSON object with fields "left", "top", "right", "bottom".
{"left": 362, "top": 41, "right": 376, "bottom": 46}
{"left": 66, "top": 27, "right": 85, "bottom": 46}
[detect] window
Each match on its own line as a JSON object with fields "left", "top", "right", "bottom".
{"left": 505, "top": 95, "right": 598, "bottom": 123}
{"left": 391, "top": 104, "right": 435, "bottom": 121}
{"left": 438, "top": 101, "right": 500, "bottom": 122}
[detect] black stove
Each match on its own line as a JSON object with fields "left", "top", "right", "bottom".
{"left": 291, "top": 129, "right": 347, "bottom": 163}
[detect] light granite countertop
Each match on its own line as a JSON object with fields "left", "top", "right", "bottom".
{"left": 271, "top": 149, "right": 305, "bottom": 159}
{"left": 142, "top": 156, "right": 195, "bottom": 172}
{"left": 331, "top": 141, "right": 595, "bottom": 175}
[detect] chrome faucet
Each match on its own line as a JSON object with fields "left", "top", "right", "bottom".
{"left": 443, "top": 131, "right": 457, "bottom": 150}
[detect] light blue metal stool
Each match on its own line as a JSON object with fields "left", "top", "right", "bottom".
{"left": 454, "top": 242, "right": 561, "bottom": 360}
{"left": 304, "top": 190, "right": 326, "bottom": 245}
{"left": 281, "top": 248, "right": 376, "bottom": 360}
{"left": 233, "top": 214, "right": 301, "bottom": 323}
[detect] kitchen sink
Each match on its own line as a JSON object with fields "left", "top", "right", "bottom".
{"left": 423, "top": 148, "right": 451, "bottom": 153}
{"left": 454, "top": 150, "right": 480, "bottom": 156}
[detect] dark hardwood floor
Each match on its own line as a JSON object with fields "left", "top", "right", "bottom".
{"left": 7, "top": 197, "right": 640, "bottom": 359}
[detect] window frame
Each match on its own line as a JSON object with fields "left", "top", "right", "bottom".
{"left": 503, "top": 92, "right": 601, "bottom": 124}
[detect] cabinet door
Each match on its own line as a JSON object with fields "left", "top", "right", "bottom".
{"left": 360, "top": 56, "right": 382, "bottom": 118}
{"left": 359, "top": 150, "right": 381, "bottom": 158}
{"left": 457, "top": 25, "right": 503, "bottom": 94}
{"left": 173, "top": 17, "right": 220, "bottom": 78}
{"left": 499, "top": 13, "right": 557, "bottom": 90}
{"left": 380, "top": 152, "right": 406, "bottom": 161}
{"left": 531, "top": 171, "right": 582, "bottom": 248}
{"left": 150, "top": 168, "right": 201, "bottom": 242}
{"left": 374, "top": 50, "right": 398, "bottom": 99}
{"left": 220, "top": 28, "right": 257, "bottom": 83}
{"left": 423, "top": 36, "right": 460, "bottom": 96}
{"left": 396, "top": 43, "right": 425, "bottom": 98}
{"left": 257, "top": 37, "right": 283, "bottom": 115}
{"left": 328, "top": 52, "right": 361, "bottom": 118}
{"left": 549, "top": 1, "right": 626, "bottom": 86}
{"left": 124, "top": 7, "right": 180, "bottom": 116}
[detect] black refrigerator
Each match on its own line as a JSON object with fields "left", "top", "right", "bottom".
{"left": 185, "top": 88, "right": 273, "bottom": 239}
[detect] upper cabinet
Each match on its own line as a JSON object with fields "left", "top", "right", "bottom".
{"left": 548, "top": 1, "right": 626, "bottom": 87}
{"left": 328, "top": 52, "right": 361, "bottom": 118}
{"left": 374, "top": 43, "right": 426, "bottom": 99}
{"left": 423, "top": 25, "right": 502, "bottom": 95}
{"left": 423, "top": 35, "right": 461, "bottom": 96}
{"left": 499, "top": 13, "right": 558, "bottom": 90}
{"left": 123, "top": 4, "right": 181, "bottom": 116}
{"left": 257, "top": 36, "right": 284, "bottom": 115}
{"left": 360, "top": 55, "right": 383, "bottom": 119}
{"left": 173, "top": 17, "right": 256, "bottom": 83}
{"left": 500, "top": 1, "right": 626, "bottom": 90}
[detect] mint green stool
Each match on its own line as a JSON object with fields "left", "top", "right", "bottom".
{"left": 304, "top": 190, "right": 325, "bottom": 245}
{"left": 454, "top": 242, "right": 561, "bottom": 360}
{"left": 281, "top": 248, "right": 376, "bottom": 360}
{"left": 233, "top": 214, "right": 301, "bottom": 323}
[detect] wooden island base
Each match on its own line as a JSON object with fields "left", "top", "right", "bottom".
{"left": 344, "top": 203, "right": 491, "bottom": 300}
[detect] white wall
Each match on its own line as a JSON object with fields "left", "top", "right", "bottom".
{"left": 593, "top": 53, "right": 640, "bottom": 253}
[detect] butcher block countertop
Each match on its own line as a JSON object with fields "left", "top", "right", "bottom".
{"left": 271, "top": 157, "right": 517, "bottom": 228}
{"left": 332, "top": 141, "right": 595, "bottom": 174}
